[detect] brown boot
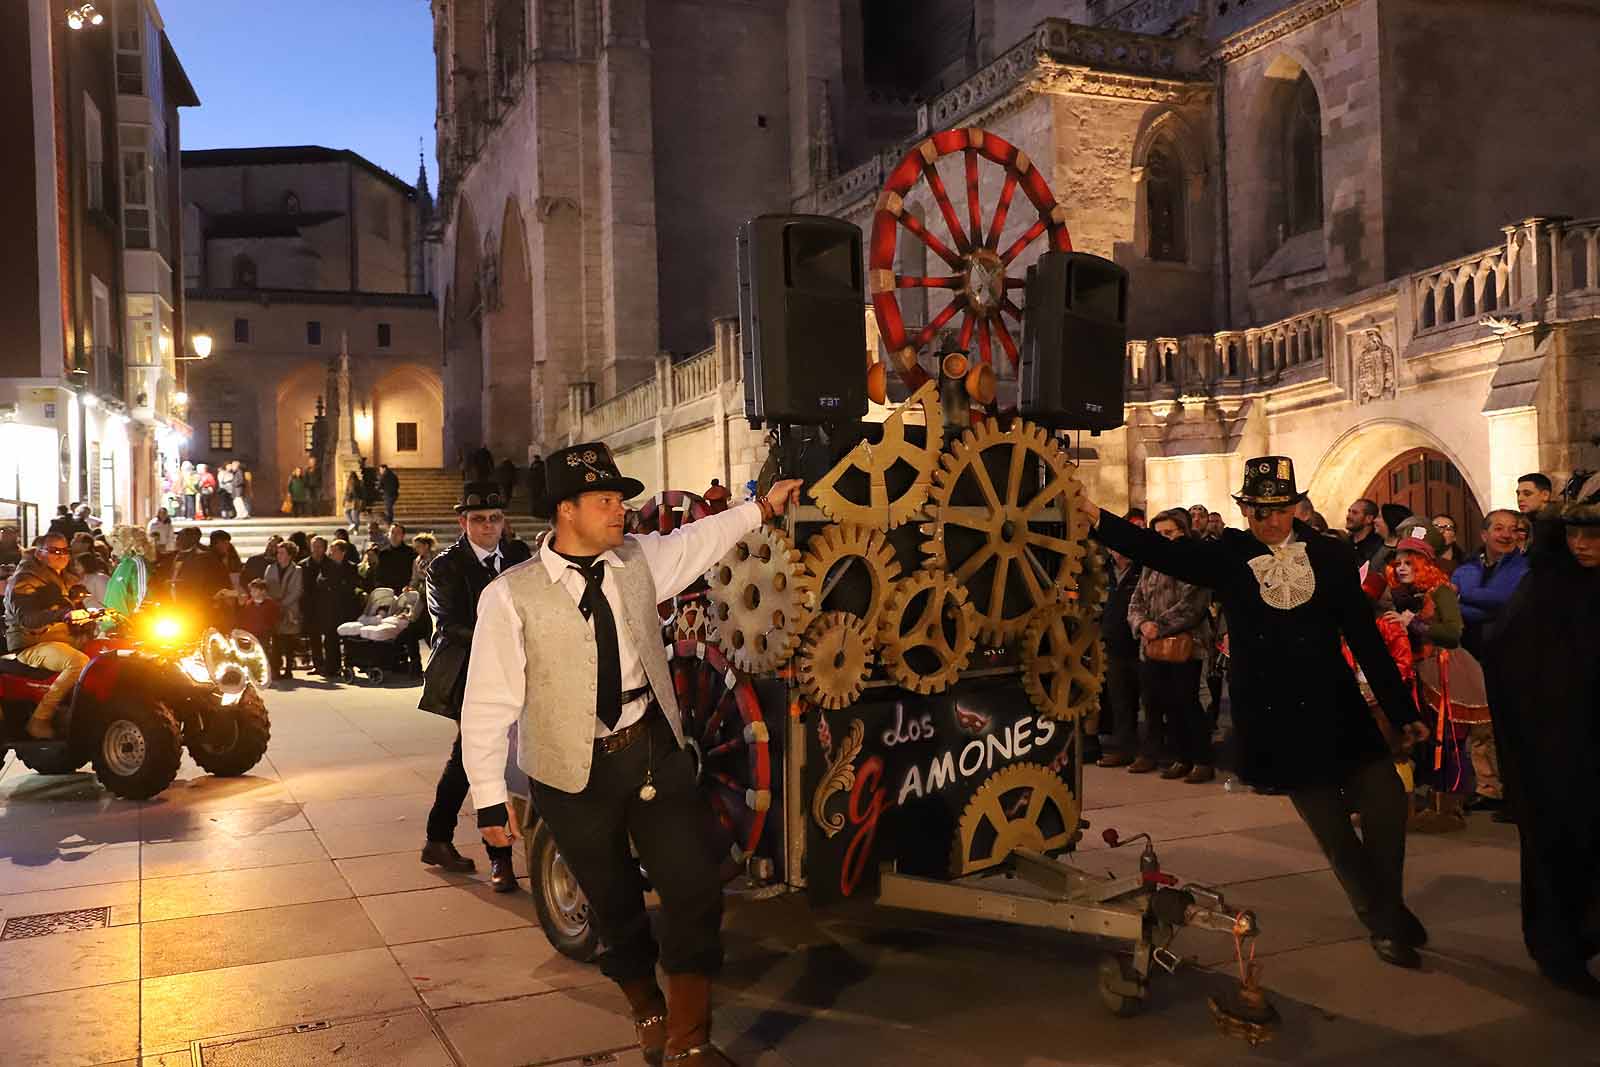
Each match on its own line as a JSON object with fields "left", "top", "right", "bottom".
{"left": 664, "top": 973, "right": 735, "bottom": 1065}
{"left": 619, "top": 977, "right": 667, "bottom": 1066}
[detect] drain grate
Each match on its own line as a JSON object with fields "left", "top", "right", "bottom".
{"left": 1, "top": 907, "right": 111, "bottom": 940}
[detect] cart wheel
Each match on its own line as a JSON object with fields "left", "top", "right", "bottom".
{"left": 369, "top": 668, "right": 385, "bottom": 685}
{"left": 528, "top": 818, "right": 600, "bottom": 962}
{"left": 1097, "top": 954, "right": 1147, "bottom": 1018}
{"left": 342, "top": 668, "right": 354, "bottom": 683}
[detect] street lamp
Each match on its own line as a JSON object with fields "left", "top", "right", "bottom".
{"left": 178, "top": 332, "right": 213, "bottom": 361}
{"left": 173, "top": 391, "right": 189, "bottom": 408}
{"left": 65, "top": 3, "right": 103, "bottom": 29}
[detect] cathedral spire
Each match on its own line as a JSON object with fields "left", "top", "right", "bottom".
{"left": 415, "top": 139, "right": 433, "bottom": 207}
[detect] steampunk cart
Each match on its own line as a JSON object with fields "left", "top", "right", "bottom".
{"left": 519, "top": 126, "right": 1275, "bottom": 1041}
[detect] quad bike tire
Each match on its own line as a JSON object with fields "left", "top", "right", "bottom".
{"left": 17, "top": 747, "right": 91, "bottom": 775}
{"left": 527, "top": 818, "right": 600, "bottom": 963}
{"left": 188, "top": 686, "right": 272, "bottom": 777}
{"left": 90, "top": 700, "right": 183, "bottom": 801}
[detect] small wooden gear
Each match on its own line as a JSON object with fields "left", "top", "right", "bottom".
{"left": 951, "top": 763, "right": 1080, "bottom": 876}
{"left": 795, "top": 611, "right": 875, "bottom": 711}
{"left": 704, "top": 526, "right": 812, "bottom": 673}
{"left": 876, "top": 570, "right": 977, "bottom": 695}
{"left": 795, "top": 523, "right": 902, "bottom": 634}
{"left": 808, "top": 380, "right": 944, "bottom": 530}
{"left": 922, "top": 417, "right": 1090, "bottom": 645}
{"left": 1020, "top": 603, "right": 1105, "bottom": 722}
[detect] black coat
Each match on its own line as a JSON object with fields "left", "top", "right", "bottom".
{"left": 418, "top": 535, "right": 532, "bottom": 718}
{"left": 318, "top": 558, "right": 365, "bottom": 626}
{"left": 298, "top": 555, "right": 334, "bottom": 626}
{"left": 1100, "top": 552, "right": 1143, "bottom": 659}
{"left": 379, "top": 469, "right": 400, "bottom": 500}
{"left": 374, "top": 543, "right": 417, "bottom": 593}
{"left": 1094, "top": 512, "right": 1420, "bottom": 789}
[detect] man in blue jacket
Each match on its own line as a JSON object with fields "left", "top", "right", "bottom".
{"left": 1452, "top": 509, "right": 1530, "bottom": 658}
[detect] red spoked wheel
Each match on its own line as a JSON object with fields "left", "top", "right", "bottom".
{"left": 869, "top": 127, "right": 1073, "bottom": 393}
{"left": 670, "top": 640, "right": 772, "bottom": 868}
{"left": 630, "top": 490, "right": 712, "bottom": 535}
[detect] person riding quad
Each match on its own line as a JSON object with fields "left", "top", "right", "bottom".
{"left": 3, "top": 533, "right": 95, "bottom": 738}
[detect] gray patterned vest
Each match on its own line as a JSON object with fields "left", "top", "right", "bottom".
{"left": 498, "top": 537, "right": 685, "bottom": 793}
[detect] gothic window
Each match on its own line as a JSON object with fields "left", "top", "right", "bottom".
{"left": 1145, "top": 142, "right": 1186, "bottom": 262}
{"left": 491, "top": 0, "right": 527, "bottom": 101}
{"left": 1285, "top": 73, "right": 1323, "bottom": 237}
{"left": 232, "top": 254, "right": 257, "bottom": 288}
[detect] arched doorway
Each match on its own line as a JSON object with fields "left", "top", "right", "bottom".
{"left": 1361, "top": 448, "right": 1484, "bottom": 546}
{"left": 372, "top": 364, "right": 445, "bottom": 468}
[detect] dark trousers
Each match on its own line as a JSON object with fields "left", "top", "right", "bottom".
{"left": 1101, "top": 650, "right": 1141, "bottom": 754}
{"left": 382, "top": 495, "right": 397, "bottom": 524}
{"left": 531, "top": 713, "right": 724, "bottom": 982}
{"left": 317, "top": 628, "right": 342, "bottom": 674}
{"left": 428, "top": 729, "right": 512, "bottom": 862}
{"left": 269, "top": 634, "right": 297, "bottom": 678}
{"left": 1140, "top": 657, "right": 1212, "bottom": 765}
{"left": 1291, "top": 756, "right": 1411, "bottom": 940}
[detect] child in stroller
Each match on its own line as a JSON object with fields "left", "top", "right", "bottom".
{"left": 336, "top": 586, "right": 426, "bottom": 683}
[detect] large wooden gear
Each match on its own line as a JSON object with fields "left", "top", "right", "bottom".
{"left": 669, "top": 640, "right": 773, "bottom": 865}
{"left": 808, "top": 380, "right": 943, "bottom": 530}
{"left": 876, "top": 570, "right": 977, "bottom": 695}
{"left": 795, "top": 523, "right": 902, "bottom": 634}
{"left": 1020, "top": 603, "right": 1105, "bottom": 722}
{"left": 704, "top": 526, "right": 812, "bottom": 673}
{"left": 951, "top": 763, "right": 1081, "bottom": 876}
{"left": 869, "top": 127, "right": 1073, "bottom": 393}
{"left": 922, "top": 418, "right": 1091, "bottom": 645}
{"left": 795, "top": 611, "right": 875, "bottom": 711}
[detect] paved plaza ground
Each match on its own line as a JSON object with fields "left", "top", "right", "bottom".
{"left": 1, "top": 678, "right": 1595, "bottom": 1067}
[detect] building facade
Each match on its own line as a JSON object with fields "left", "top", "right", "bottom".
{"left": 434, "top": 0, "right": 1600, "bottom": 518}
{"left": 0, "top": 0, "right": 197, "bottom": 534}
{"left": 180, "top": 147, "right": 442, "bottom": 514}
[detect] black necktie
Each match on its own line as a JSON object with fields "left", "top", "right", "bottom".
{"left": 483, "top": 552, "right": 499, "bottom": 577}
{"left": 571, "top": 560, "right": 623, "bottom": 729}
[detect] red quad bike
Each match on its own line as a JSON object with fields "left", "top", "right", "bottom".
{"left": 0, "top": 608, "right": 273, "bottom": 800}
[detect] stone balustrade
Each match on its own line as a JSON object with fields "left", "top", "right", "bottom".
{"left": 1414, "top": 215, "right": 1600, "bottom": 335}
{"left": 670, "top": 347, "right": 722, "bottom": 404}
{"left": 1127, "top": 309, "right": 1328, "bottom": 396}
{"left": 581, "top": 376, "right": 659, "bottom": 440}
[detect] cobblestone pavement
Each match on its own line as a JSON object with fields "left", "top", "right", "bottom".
{"left": 1, "top": 679, "right": 1594, "bottom": 1066}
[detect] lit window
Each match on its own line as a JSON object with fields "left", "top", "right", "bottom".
{"left": 396, "top": 422, "right": 418, "bottom": 452}
{"left": 209, "top": 421, "right": 234, "bottom": 451}
{"left": 303, "top": 422, "right": 316, "bottom": 451}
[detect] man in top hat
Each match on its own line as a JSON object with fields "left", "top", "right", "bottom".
{"left": 1080, "top": 456, "right": 1433, "bottom": 969}
{"left": 463, "top": 442, "right": 802, "bottom": 1066}
{"left": 417, "top": 480, "right": 532, "bottom": 890}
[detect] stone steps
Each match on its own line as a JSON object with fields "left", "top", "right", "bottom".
{"left": 172, "top": 512, "right": 548, "bottom": 559}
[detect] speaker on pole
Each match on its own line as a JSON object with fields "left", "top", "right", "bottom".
{"left": 1019, "top": 251, "right": 1129, "bottom": 431}
{"left": 736, "top": 214, "right": 868, "bottom": 428}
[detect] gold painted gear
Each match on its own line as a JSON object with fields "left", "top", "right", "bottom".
{"left": 951, "top": 763, "right": 1081, "bottom": 876}
{"left": 922, "top": 417, "right": 1091, "bottom": 645}
{"left": 809, "top": 380, "right": 944, "bottom": 530}
{"left": 705, "top": 525, "right": 813, "bottom": 674}
{"left": 876, "top": 570, "right": 977, "bottom": 695}
{"left": 1020, "top": 602, "right": 1105, "bottom": 722}
{"left": 795, "top": 611, "right": 875, "bottom": 710}
{"left": 796, "top": 524, "right": 902, "bottom": 635}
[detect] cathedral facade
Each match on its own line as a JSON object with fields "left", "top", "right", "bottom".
{"left": 432, "top": 0, "right": 1600, "bottom": 517}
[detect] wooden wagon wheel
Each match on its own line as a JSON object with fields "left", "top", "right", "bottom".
{"left": 670, "top": 640, "right": 773, "bottom": 867}
{"left": 631, "top": 490, "right": 715, "bottom": 623}
{"left": 869, "top": 127, "right": 1073, "bottom": 393}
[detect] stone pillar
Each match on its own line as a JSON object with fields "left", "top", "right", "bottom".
{"left": 1485, "top": 406, "right": 1541, "bottom": 512}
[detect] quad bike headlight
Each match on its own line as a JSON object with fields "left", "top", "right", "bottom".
{"left": 228, "top": 630, "right": 271, "bottom": 689}
{"left": 178, "top": 652, "right": 213, "bottom": 685}
{"left": 198, "top": 629, "right": 269, "bottom": 698}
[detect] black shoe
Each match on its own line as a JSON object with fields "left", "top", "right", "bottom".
{"left": 1371, "top": 936, "right": 1422, "bottom": 969}
{"left": 420, "top": 841, "right": 477, "bottom": 872}
{"left": 1397, "top": 909, "right": 1429, "bottom": 948}
{"left": 489, "top": 854, "right": 518, "bottom": 893}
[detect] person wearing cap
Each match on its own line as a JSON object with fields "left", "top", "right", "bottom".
{"left": 462, "top": 442, "right": 802, "bottom": 1066}
{"left": 1482, "top": 471, "right": 1600, "bottom": 996}
{"left": 416, "top": 482, "right": 533, "bottom": 888}
{"left": 1080, "top": 456, "right": 1431, "bottom": 969}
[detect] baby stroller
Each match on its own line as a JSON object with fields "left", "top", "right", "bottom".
{"left": 337, "top": 587, "right": 426, "bottom": 684}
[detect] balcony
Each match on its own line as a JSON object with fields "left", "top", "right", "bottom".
{"left": 82, "top": 345, "right": 126, "bottom": 403}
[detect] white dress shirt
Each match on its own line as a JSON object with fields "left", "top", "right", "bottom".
{"left": 469, "top": 540, "right": 502, "bottom": 573}
{"left": 461, "top": 501, "right": 763, "bottom": 811}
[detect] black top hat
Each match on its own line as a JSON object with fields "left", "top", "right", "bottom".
{"left": 456, "top": 481, "right": 508, "bottom": 513}
{"left": 1232, "top": 456, "right": 1308, "bottom": 507}
{"left": 534, "top": 442, "right": 645, "bottom": 519}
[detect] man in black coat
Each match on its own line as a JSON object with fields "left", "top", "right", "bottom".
{"left": 378, "top": 464, "right": 400, "bottom": 525}
{"left": 1095, "top": 541, "right": 1143, "bottom": 767}
{"left": 417, "top": 482, "right": 531, "bottom": 889}
{"left": 298, "top": 537, "right": 336, "bottom": 675}
{"left": 1084, "top": 456, "right": 1431, "bottom": 969}
{"left": 374, "top": 524, "right": 417, "bottom": 592}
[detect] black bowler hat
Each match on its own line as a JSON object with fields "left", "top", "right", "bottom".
{"left": 534, "top": 442, "right": 644, "bottom": 519}
{"left": 456, "top": 481, "right": 508, "bottom": 514}
{"left": 1232, "top": 456, "right": 1308, "bottom": 507}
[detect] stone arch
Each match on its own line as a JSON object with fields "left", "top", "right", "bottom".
{"left": 443, "top": 198, "right": 484, "bottom": 464}
{"left": 272, "top": 361, "right": 330, "bottom": 514}
{"left": 1306, "top": 419, "right": 1488, "bottom": 528}
{"left": 484, "top": 197, "right": 534, "bottom": 462}
{"left": 1245, "top": 51, "right": 1327, "bottom": 271}
{"left": 372, "top": 363, "right": 445, "bottom": 468}
{"left": 1132, "top": 110, "right": 1207, "bottom": 268}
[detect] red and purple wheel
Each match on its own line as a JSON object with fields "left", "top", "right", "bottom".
{"left": 869, "top": 127, "right": 1073, "bottom": 394}
{"left": 669, "top": 640, "right": 772, "bottom": 869}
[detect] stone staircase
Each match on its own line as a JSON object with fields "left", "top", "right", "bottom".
{"left": 174, "top": 467, "right": 546, "bottom": 558}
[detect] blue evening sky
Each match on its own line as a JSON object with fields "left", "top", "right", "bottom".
{"left": 159, "top": 0, "right": 437, "bottom": 187}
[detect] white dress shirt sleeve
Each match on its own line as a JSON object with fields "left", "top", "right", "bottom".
{"left": 460, "top": 578, "right": 526, "bottom": 811}
{"left": 635, "top": 501, "right": 764, "bottom": 602}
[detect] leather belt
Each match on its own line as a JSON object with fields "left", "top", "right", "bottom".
{"left": 595, "top": 701, "right": 659, "bottom": 755}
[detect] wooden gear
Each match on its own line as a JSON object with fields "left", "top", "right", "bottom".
{"left": 951, "top": 763, "right": 1081, "bottom": 876}
{"left": 922, "top": 418, "right": 1090, "bottom": 645}
{"left": 704, "top": 525, "right": 813, "bottom": 674}
{"left": 808, "top": 380, "right": 944, "bottom": 530}
{"left": 1020, "top": 602, "right": 1105, "bottom": 722}
{"left": 795, "top": 611, "right": 875, "bottom": 711}
{"left": 795, "top": 523, "right": 903, "bottom": 634}
{"left": 876, "top": 570, "right": 977, "bottom": 695}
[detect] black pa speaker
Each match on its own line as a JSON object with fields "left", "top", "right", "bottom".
{"left": 736, "top": 215, "right": 868, "bottom": 428}
{"left": 1019, "top": 251, "right": 1128, "bottom": 431}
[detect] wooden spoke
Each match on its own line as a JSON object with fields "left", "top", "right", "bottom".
{"left": 975, "top": 317, "right": 993, "bottom": 366}
{"left": 992, "top": 316, "right": 1020, "bottom": 366}
{"left": 954, "top": 542, "right": 997, "bottom": 583}
{"left": 921, "top": 161, "right": 971, "bottom": 256}
{"left": 897, "top": 275, "right": 963, "bottom": 289}
{"left": 914, "top": 300, "right": 963, "bottom": 348}
{"left": 899, "top": 210, "right": 963, "bottom": 269}
{"left": 965, "top": 148, "right": 983, "bottom": 249}
{"left": 1000, "top": 218, "right": 1049, "bottom": 265}
{"left": 986, "top": 171, "right": 1019, "bottom": 250}
{"left": 957, "top": 310, "right": 976, "bottom": 351}
{"left": 1001, "top": 296, "right": 1025, "bottom": 321}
